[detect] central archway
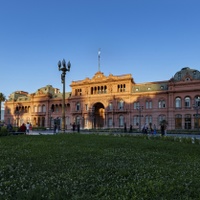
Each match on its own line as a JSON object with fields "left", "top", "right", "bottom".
{"left": 93, "top": 102, "right": 105, "bottom": 128}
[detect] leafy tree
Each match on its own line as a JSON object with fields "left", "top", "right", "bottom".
{"left": 0, "top": 93, "right": 6, "bottom": 121}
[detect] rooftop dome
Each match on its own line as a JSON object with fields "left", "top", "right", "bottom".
{"left": 173, "top": 67, "right": 200, "bottom": 81}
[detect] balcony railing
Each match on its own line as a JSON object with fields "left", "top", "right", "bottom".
{"left": 31, "top": 112, "right": 46, "bottom": 116}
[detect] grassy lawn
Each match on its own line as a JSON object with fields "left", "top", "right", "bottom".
{"left": 0, "top": 134, "right": 200, "bottom": 200}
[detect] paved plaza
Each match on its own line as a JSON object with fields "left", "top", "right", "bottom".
{"left": 28, "top": 130, "right": 200, "bottom": 140}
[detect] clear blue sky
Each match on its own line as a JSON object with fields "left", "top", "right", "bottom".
{"left": 1, "top": 0, "right": 200, "bottom": 100}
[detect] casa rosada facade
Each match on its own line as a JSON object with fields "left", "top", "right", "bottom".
{"left": 4, "top": 67, "right": 200, "bottom": 130}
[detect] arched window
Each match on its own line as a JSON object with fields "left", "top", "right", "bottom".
{"left": 194, "top": 96, "right": 200, "bottom": 106}
{"left": 109, "top": 102, "right": 113, "bottom": 110}
{"left": 108, "top": 118, "right": 113, "bottom": 127}
{"left": 133, "top": 115, "right": 139, "bottom": 126}
{"left": 94, "top": 87, "right": 97, "bottom": 94}
{"left": 38, "top": 105, "right": 42, "bottom": 112}
{"left": 55, "top": 105, "right": 59, "bottom": 113}
{"left": 133, "top": 102, "right": 139, "bottom": 109}
{"left": 175, "top": 97, "right": 181, "bottom": 108}
{"left": 34, "top": 106, "right": 37, "bottom": 112}
{"left": 158, "top": 99, "right": 166, "bottom": 108}
{"left": 76, "top": 102, "right": 80, "bottom": 111}
{"left": 184, "top": 97, "right": 191, "bottom": 108}
{"left": 185, "top": 114, "right": 191, "bottom": 129}
{"left": 146, "top": 100, "right": 152, "bottom": 109}
{"left": 91, "top": 87, "right": 93, "bottom": 95}
{"left": 118, "top": 100, "right": 124, "bottom": 110}
{"left": 175, "top": 114, "right": 182, "bottom": 129}
{"left": 119, "top": 115, "right": 124, "bottom": 127}
{"left": 145, "top": 115, "right": 152, "bottom": 124}
{"left": 42, "top": 105, "right": 46, "bottom": 112}
{"left": 104, "top": 86, "right": 107, "bottom": 93}
{"left": 66, "top": 116, "right": 70, "bottom": 126}
{"left": 76, "top": 116, "right": 81, "bottom": 125}
{"left": 158, "top": 115, "right": 166, "bottom": 123}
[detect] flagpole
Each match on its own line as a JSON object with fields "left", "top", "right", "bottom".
{"left": 98, "top": 48, "right": 101, "bottom": 72}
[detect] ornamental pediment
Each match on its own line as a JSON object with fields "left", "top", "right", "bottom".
{"left": 92, "top": 71, "right": 106, "bottom": 80}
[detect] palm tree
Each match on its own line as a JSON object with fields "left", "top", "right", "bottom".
{"left": 0, "top": 93, "right": 6, "bottom": 121}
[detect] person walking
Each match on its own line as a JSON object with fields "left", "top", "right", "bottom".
{"left": 72, "top": 122, "right": 76, "bottom": 132}
{"left": 129, "top": 124, "right": 133, "bottom": 133}
{"left": 142, "top": 123, "right": 148, "bottom": 134}
{"left": 161, "top": 124, "right": 165, "bottom": 136}
{"left": 19, "top": 123, "right": 26, "bottom": 134}
{"left": 29, "top": 123, "right": 32, "bottom": 133}
{"left": 53, "top": 123, "right": 57, "bottom": 134}
{"left": 124, "top": 123, "right": 127, "bottom": 133}
{"left": 26, "top": 122, "right": 30, "bottom": 135}
{"left": 153, "top": 124, "right": 157, "bottom": 135}
{"left": 77, "top": 123, "right": 80, "bottom": 133}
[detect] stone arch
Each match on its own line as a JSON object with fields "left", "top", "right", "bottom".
{"left": 92, "top": 102, "right": 105, "bottom": 128}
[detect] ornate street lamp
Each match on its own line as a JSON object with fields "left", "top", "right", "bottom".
{"left": 58, "top": 59, "right": 71, "bottom": 132}
{"left": 136, "top": 105, "right": 143, "bottom": 131}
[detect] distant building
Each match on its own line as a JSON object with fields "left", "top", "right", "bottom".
{"left": 4, "top": 67, "right": 200, "bottom": 130}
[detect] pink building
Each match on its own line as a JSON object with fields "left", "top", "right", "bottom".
{"left": 4, "top": 67, "right": 200, "bottom": 131}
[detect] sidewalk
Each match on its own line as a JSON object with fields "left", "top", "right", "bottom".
{"left": 28, "top": 130, "right": 200, "bottom": 139}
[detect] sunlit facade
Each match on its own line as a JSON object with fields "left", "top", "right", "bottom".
{"left": 4, "top": 67, "right": 200, "bottom": 130}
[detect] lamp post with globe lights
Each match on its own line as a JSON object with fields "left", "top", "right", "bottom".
{"left": 58, "top": 59, "right": 71, "bottom": 133}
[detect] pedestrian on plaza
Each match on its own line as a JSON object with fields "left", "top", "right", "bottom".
{"left": 26, "top": 122, "right": 30, "bottom": 135}
{"left": 7, "top": 123, "right": 13, "bottom": 132}
{"left": 161, "top": 124, "right": 165, "bottom": 136}
{"left": 129, "top": 124, "right": 133, "bottom": 133}
{"left": 53, "top": 123, "right": 57, "bottom": 134}
{"left": 124, "top": 123, "right": 127, "bottom": 133}
{"left": 77, "top": 123, "right": 80, "bottom": 133}
{"left": 142, "top": 123, "right": 148, "bottom": 134}
{"left": 19, "top": 123, "right": 26, "bottom": 134}
{"left": 153, "top": 124, "right": 157, "bottom": 135}
{"left": 29, "top": 123, "right": 32, "bottom": 133}
{"left": 72, "top": 122, "right": 76, "bottom": 132}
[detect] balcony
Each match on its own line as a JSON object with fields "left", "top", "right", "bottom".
{"left": 31, "top": 112, "right": 46, "bottom": 116}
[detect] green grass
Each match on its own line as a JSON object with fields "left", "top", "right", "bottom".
{"left": 0, "top": 134, "right": 200, "bottom": 200}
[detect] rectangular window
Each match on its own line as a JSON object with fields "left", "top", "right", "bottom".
{"left": 133, "top": 116, "right": 139, "bottom": 126}
{"left": 119, "top": 116, "right": 124, "bottom": 127}
{"left": 134, "top": 102, "right": 139, "bottom": 109}
{"left": 108, "top": 118, "right": 113, "bottom": 127}
{"left": 146, "top": 102, "right": 149, "bottom": 109}
{"left": 109, "top": 103, "right": 113, "bottom": 110}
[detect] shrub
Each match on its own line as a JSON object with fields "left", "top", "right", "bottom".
{"left": 0, "top": 126, "right": 10, "bottom": 136}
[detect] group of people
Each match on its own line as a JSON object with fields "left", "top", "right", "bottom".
{"left": 124, "top": 123, "right": 166, "bottom": 135}
{"left": 18, "top": 122, "right": 32, "bottom": 134}
{"left": 53, "top": 122, "right": 80, "bottom": 133}
{"left": 142, "top": 123, "right": 158, "bottom": 135}
{"left": 142, "top": 123, "right": 166, "bottom": 135}
{"left": 5, "top": 122, "right": 32, "bottom": 135}
{"left": 124, "top": 123, "right": 133, "bottom": 133}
